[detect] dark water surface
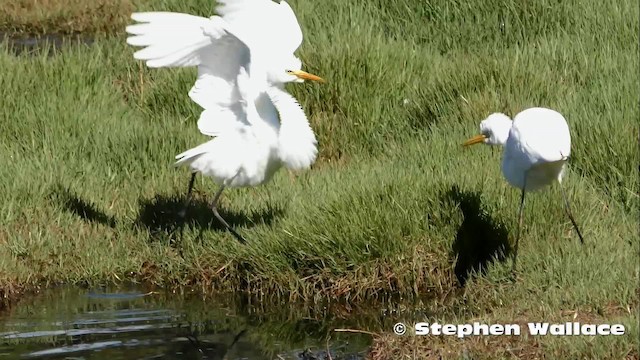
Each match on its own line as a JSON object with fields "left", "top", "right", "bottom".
{"left": 0, "top": 286, "right": 374, "bottom": 359}
{"left": 1, "top": 33, "right": 94, "bottom": 55}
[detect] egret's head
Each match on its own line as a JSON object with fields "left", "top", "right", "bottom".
{"left": 463, "top": 112, "right": 512, "bottom": 147}
{"left": 268, "top": 56, "right": 324, "bottom": 84}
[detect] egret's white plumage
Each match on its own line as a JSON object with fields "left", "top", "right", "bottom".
{"left": 174, "top": 87, "right": 316, "bottom": 187}
{"left": 464, "top": 107, "right": 584, "bottom": 273}
{"left": 125, "top": 0, "right": 324, "bottom": 242}
{"left": 216, "top": 0, "right": 303, "bottom": 56}
{"left": 472, "top": 108, "right": 572, "bottom": 191}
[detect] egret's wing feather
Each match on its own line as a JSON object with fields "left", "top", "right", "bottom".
{"left": 195, "top": 65, "right": 263, "bottom": 135}
{"left": 127, "top": 11, "right": 254, "bottom": 132}
{"left": 511, "top": 107, "right": 571, "bottom": 167}
{"left": 503, "top": 107, "right": 572, "bottom": 189}
{"left": 196, "top": 104, "right": 248, "bottom": 137}
{"left": 266, "top": 87, "right": 317, "bottom": 170}
{"left": 187, "top": 36, "right": 251, "bottom": 110}
{"left": 274, "top": 1, "right": 303, "bottom": 52}
{"left": 175, "top": 140, "right": 214, "bottom": 167}
{"left": 215, "top": 0, "right": 303, "bottom": 54}
{"left": 215, "top": 0, "right": 277, "bottom": 25}
{"left": 126, "top": 12, "right": 228, "bottom": 68}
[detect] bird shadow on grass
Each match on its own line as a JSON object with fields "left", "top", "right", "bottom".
{"left": 50, "top": 184, "right": 117, "bottom": 228}
{"left": 135, "top": 193, "right": 285, "bottom": 244}
{"left": 444, "top": 185, "right": 511, "bottom": 287}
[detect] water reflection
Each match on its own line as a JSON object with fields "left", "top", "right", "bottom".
{"left": 0, "top": 286, "right": 371, "bottom": 359}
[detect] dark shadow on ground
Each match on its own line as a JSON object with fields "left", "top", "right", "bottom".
{"left": 50, "top": 184, "right": 116, "bottom": 227}
{"left": 135, "top": 193, "right": 284, "bottom": 243}
{"left": 444, "top": 185, "right": 510, "bottom": 287}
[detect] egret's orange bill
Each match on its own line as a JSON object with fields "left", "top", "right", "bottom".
{"left": 462, "top": 134, "right": 487, "bottom": 146}
{"left": 291, "top": 70, "right": 325, "bottom": 83}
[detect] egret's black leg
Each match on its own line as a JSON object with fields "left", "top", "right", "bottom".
{"left": 512, "top": 187, "right": 527, "bottom": 274}
{"left": 211, "top": 185, "right": 247, "bottom": 244}
{"left": 512, "top": 173, "right": 528, "bottom": 275}
{"left": 558, "top": 180, "right": 585, "bottom": 244}
{"left": 179, "top": 172, "right": 197, "bottom": 217}
{"left": 178, "top": 172, "right": 197, "bottom": 241}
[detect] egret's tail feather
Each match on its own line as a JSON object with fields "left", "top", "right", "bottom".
{"left": 126, "top": 12, "right": 226, "bottom": 68}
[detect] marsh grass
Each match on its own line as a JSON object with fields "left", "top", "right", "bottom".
{"left": 0, "top": 0, "right": 638, "bottom": 358}
{"left": 0, "top": 0, "right": 134, "bottom": 35}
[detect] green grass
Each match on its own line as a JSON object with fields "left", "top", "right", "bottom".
{"left": 0, "top": 0, "right": 638, "bottom": 358}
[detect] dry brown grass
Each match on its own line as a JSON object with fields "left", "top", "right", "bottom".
{"left": 369, "top": 333, "right": 544, "bottom": 360}
{"left": 0, "top": 0, "right": 133, "bottom": 35}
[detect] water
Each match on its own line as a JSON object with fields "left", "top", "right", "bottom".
{"left": 0, "top": 286, "right": 373, "bottom": 359}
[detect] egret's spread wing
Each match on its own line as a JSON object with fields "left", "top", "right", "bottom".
{"left": 273, "top": 1, "right": 304, "bottom": 53}
{"left": 126, "top": 12, "right": 228, "bottom": 68}
{"left": 196, "top": 66, "right": 265, "bottom": 135}
{"left": 216, "top": 0, "right": 303, "bottom": 55}
{"left": 266, "top": 87, "right": 317, "bottom": 170}
{"left": 187, "top": 36, "right": 251, "bottom": 111}
{"left": 126, "top": 12, "right": 253, "bottom": 128}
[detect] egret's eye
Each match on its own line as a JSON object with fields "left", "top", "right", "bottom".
{"left": 285, "top": 70, "right": 294, "bottom": 74}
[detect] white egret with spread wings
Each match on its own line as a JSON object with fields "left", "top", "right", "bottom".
{"left": 126, "top": 0, "right": 324, "bottom": 243}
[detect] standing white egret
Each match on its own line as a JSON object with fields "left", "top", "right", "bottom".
{"left": 125, "top": 0, "right": 324, "bottom": 243}
{"left": 463, "top": 107, "right": 585, "bottom": 272}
